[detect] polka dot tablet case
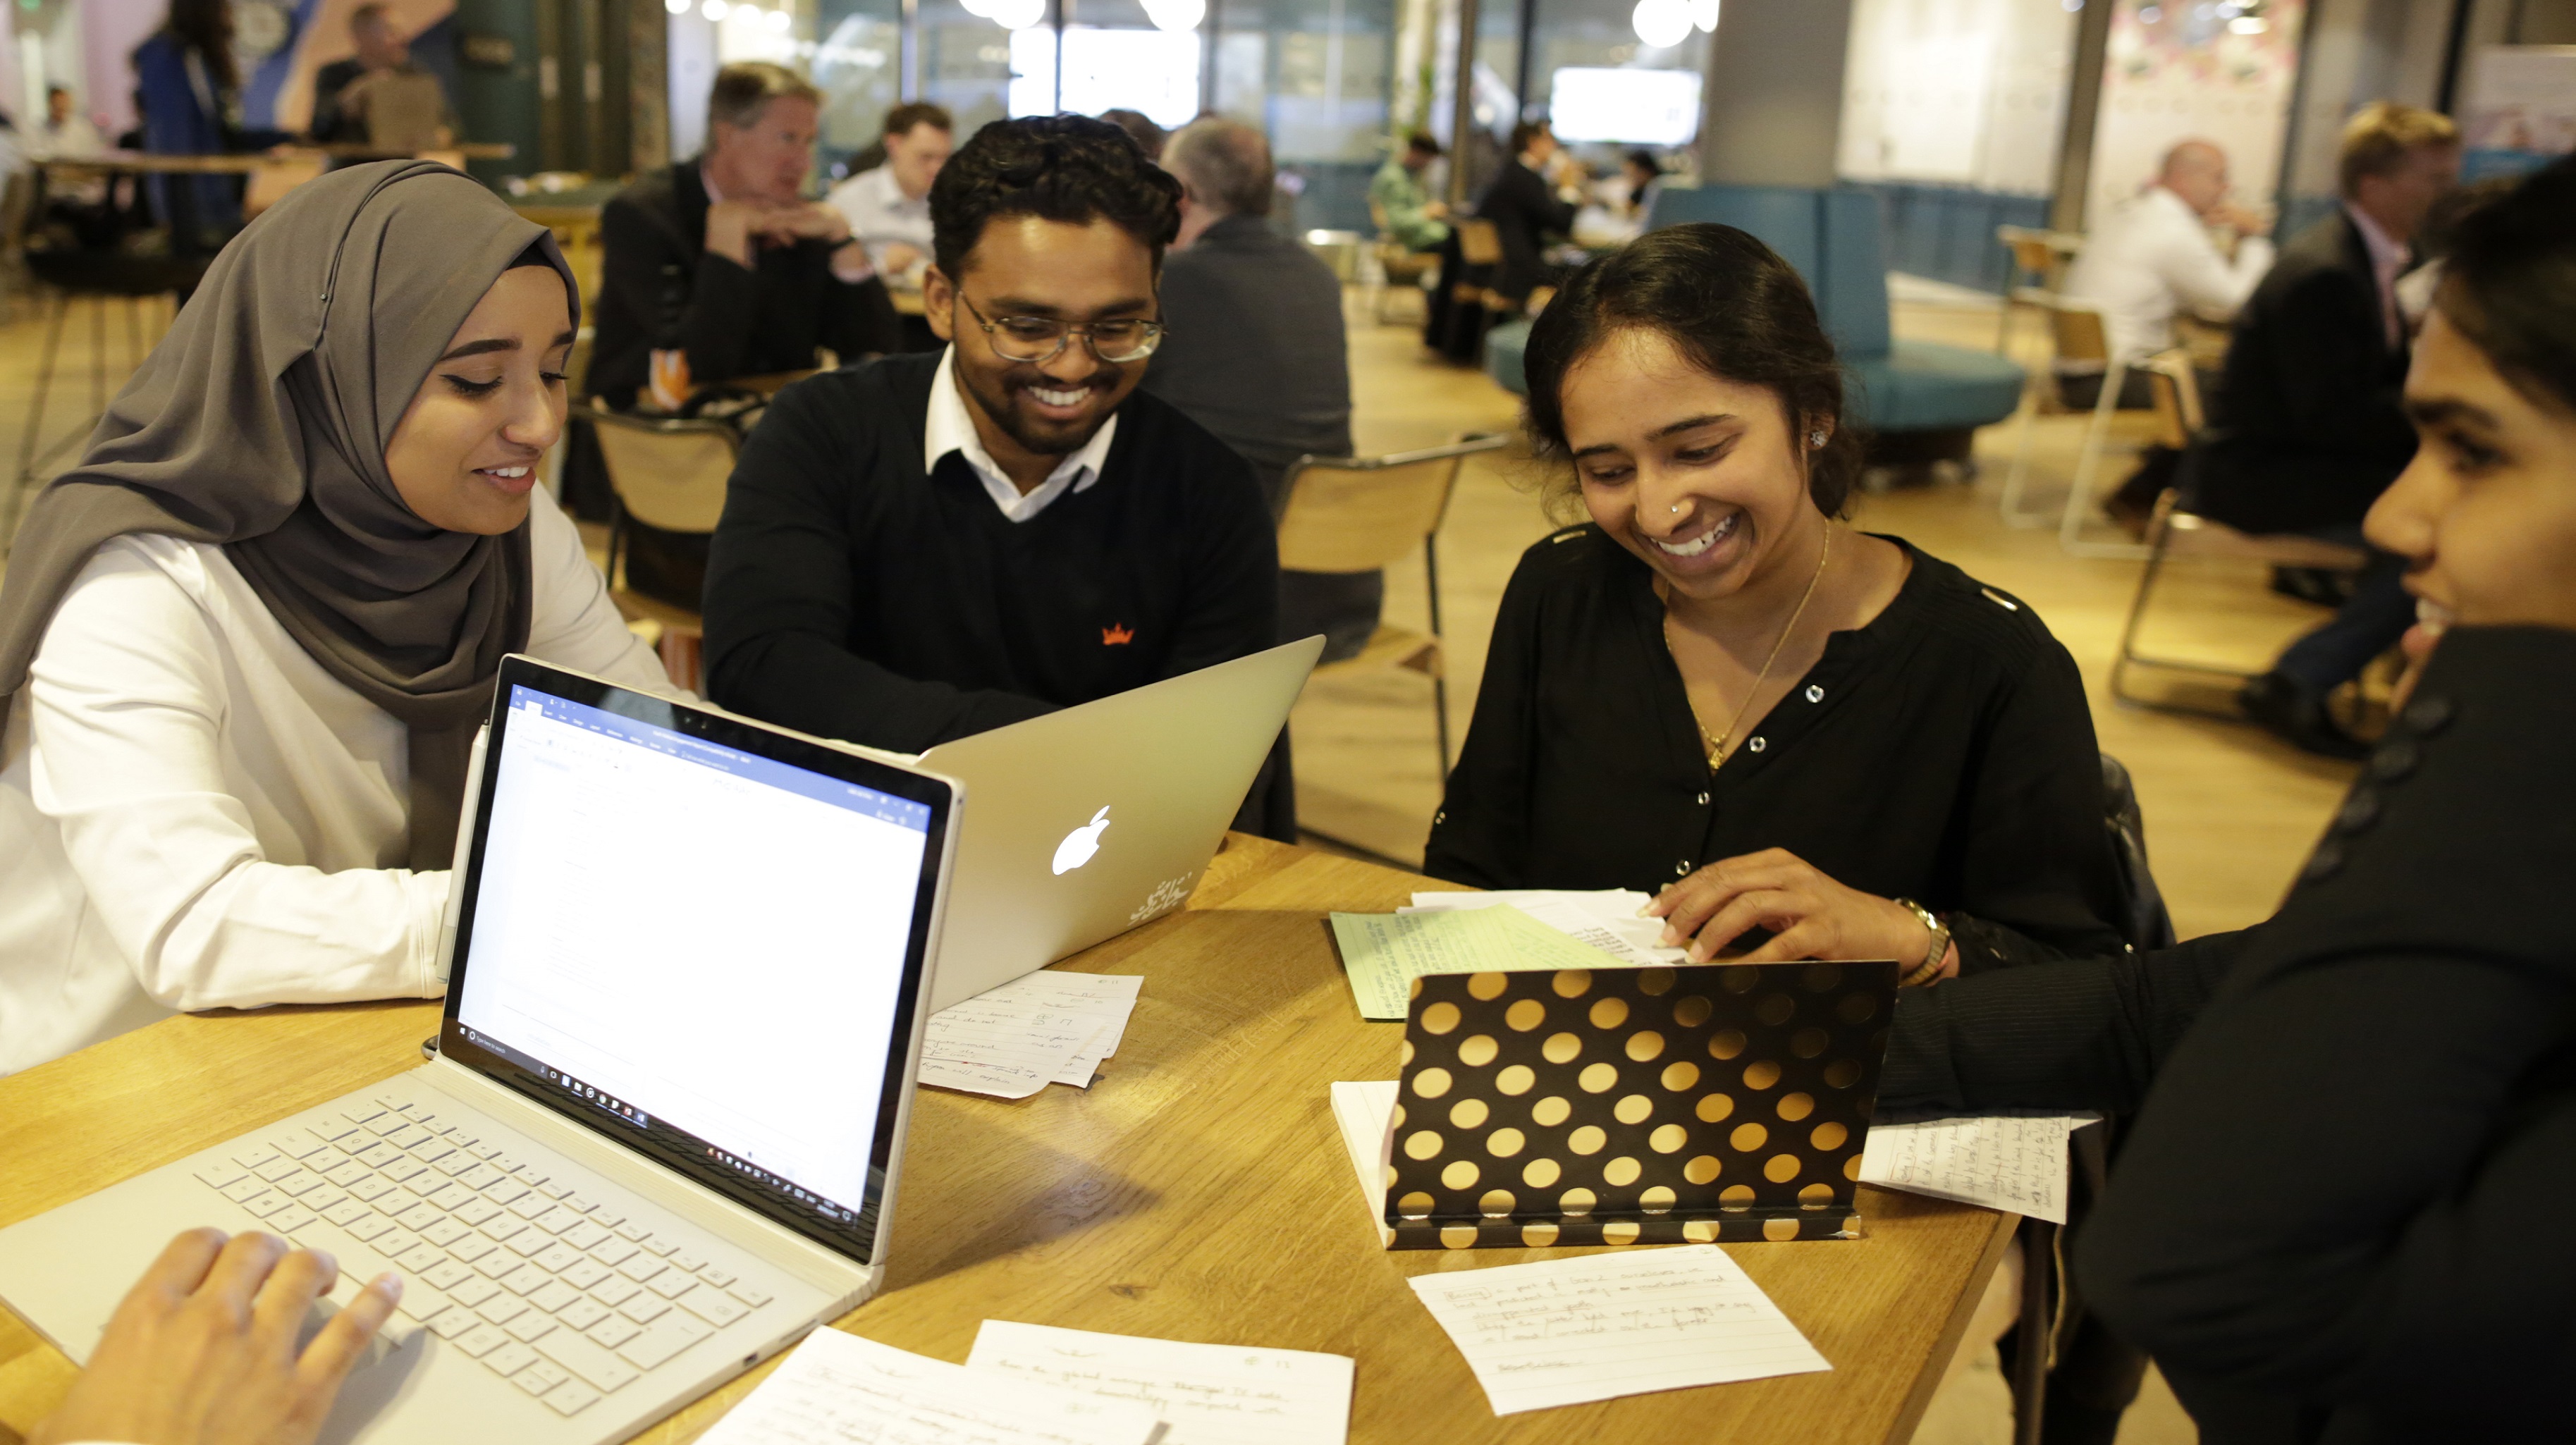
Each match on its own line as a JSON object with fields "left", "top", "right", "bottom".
{"left": 1385, "top": 961, "right": 1899, "bottom": 1248}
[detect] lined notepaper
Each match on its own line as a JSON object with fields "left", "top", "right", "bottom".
{"left": 969, "top": 1321, "right": 1354, "bottom": 1445}
{"left": 1858, "top": 1112, "right": 2099, "bottom": 1225}
{"left": 694, "top": 1328, "right": 1160, "bottom": 1445}
{"left": 1408, "top": 1246, "right": 1831, "bottom": 1415}
{"left": 1327, "top": 906, "right": 1611, "bottom": 1020}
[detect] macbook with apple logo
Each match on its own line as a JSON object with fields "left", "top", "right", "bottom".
{"left": 909, "top": 636, "right": 1325, "bottom": 1013}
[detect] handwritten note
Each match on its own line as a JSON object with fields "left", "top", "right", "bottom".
{"left": 695, "top": 1327, "right": 1160, "bottom": 1445}
{"left": 969, "top": 1321, "right": 1354, "bottom": 1445}
{"left": 1329, "top": 1080, "right": 1398, "bottom": 1241}
{"left": 1858, "top": 1112, "right": 2099, "bottom": 1225}
{"left": 1407, "top": 1246, "right": 1830, "bottom": 1415}
{"left": 974, "top": 971, "right": 1144, "bottom": 1088}
{"left": 1404, "top": 890, "right": 1686, "bottom": 966}
{"left": 919, "top": 993, "right": 1106, "bottom": 1100}
{"left": 1327, "top": 906, "right": 1612, "bottom": 1020}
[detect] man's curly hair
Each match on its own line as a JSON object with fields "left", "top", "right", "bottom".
{"left": 929, "top": 115, "right": 1184, "bottom": 282}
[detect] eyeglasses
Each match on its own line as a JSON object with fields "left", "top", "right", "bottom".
{"left": 956, "top": 293, "right": 1166, "bottom": 364}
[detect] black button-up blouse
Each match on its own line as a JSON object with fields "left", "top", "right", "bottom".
{"left": 1423, "top": 525, "right": 2128, "bottom": 969}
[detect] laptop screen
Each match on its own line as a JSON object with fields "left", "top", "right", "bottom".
{"left": 443, "top": 662, "right": 951, "bottom": 1262}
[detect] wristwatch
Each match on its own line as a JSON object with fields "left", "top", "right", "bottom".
{"left": 1891, "top": 898, "right": 1951, "bottom": 988}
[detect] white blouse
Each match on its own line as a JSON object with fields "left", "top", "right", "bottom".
{"left": 0, "top": 488, "right": 677, "bottom": 1076}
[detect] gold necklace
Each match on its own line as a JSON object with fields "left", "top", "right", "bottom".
{"left": 1663, "top": 525, "right": 1832, "bottom": 771}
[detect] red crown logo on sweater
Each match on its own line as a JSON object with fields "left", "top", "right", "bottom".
{"left": 1101, "top": 624, "right": 1135, "bottom": 646}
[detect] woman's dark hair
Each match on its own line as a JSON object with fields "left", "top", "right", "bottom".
{"left": 159, "top": 0, "right": 240, "bottom": 94}
{"left": 1522, "top": 222, "right": 1864, "bottom": 516}
{"left": 929, "top": 114, "right": 1182, "bottom": 282}
{"left": 2436, "top": 155, "right": 2576, "bottom": 416}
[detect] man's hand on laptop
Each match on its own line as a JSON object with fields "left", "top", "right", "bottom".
{"left": 30, "top": 1229, "right": 401, "bottom": 1445}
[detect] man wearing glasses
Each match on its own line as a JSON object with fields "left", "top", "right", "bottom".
{"left": 701, "top": 115, "right": 1287, "bottom": 832}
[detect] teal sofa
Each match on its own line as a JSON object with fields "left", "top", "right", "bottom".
{"left": 1481, "top": 185, "right": 2024, "bottom": 460}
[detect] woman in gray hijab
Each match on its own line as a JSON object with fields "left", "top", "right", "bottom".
{"left": 0, "top": 161, "right": 676, "bottom": 1076}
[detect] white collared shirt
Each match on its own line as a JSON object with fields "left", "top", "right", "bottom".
{"left": 2062, "top": 185, "right": 2275, "bottom": 366}
{"left": 923, "top": 345, "right": 1118, "bottom": 522}
{"left": 2344, "top": 202, "right": 2409, "bottom": 349}
{"left": 827, "top": 164, "right": 936, "bottom": 275}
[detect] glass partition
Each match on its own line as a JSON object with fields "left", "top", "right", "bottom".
{"left": 1211, "top": 0, "right": 1399, "bottom": 230}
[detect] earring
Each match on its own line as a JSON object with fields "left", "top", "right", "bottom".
{"left": 1808, "top": 430, "right": 1828, "bottom": 449}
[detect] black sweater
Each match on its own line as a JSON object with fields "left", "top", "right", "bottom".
{"left": 2075, "top": 627, "right": 2576, "bottom": 1444}
{"left": 701, "top": 352, "right": 1279, "bottom": 754}
{"left": 1424, "top": 526, "right": 2128, "bottom": 969}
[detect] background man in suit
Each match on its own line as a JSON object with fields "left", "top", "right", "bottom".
{"left": 586, "top": 61, "right": 901, "bottom": 604}
{"left": 1146, "top": 117, "right": 1371, "bottom": 660}
{"left": 2189, "top": 102, "right": 2460, "bottom": 757}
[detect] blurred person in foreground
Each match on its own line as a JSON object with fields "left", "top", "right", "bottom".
{"left": 2190, "top": 102, "right": 2460, "bottom": 758}
{"left": 1146, "top": 117, "right": 1373, "bottom": 660}
{"left": 2075, "top": 152, "right": 2576, "bottom": 1444}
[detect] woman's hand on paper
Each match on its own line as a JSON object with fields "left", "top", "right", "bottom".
{"left": 1644, "top": 848, "right": 1928, "bottom": 965}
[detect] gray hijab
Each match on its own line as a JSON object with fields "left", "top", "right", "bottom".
{"left": 0, "top": 160, "right": 578, "bottom": 869}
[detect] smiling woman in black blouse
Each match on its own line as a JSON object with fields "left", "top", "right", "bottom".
{"left": 1425, "top": 223, "right": 2126, "bottom": 977}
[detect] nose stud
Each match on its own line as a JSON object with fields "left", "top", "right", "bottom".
{"left": 1671, "top": 503, "right": 1684, "bottom": 515}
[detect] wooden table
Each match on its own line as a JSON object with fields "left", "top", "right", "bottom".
{"left": 0, "top": 837, "right": 2013, "bottom": 1445}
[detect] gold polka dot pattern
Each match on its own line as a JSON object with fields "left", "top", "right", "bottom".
{"left": 1382, "top": 964, "right": 1893, "bottom": 1248}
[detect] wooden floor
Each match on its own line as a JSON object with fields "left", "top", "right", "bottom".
{"left": 0, "top": 278, "right": 2363, "bottom": 1444}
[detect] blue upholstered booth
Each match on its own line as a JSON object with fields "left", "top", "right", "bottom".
{"left": 1480, "top": 185, "right": 2023, "bottom": 450}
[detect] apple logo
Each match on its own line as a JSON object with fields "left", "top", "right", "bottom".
{"left": 1052, "top": 806, "right": 1112, "bottom": 875}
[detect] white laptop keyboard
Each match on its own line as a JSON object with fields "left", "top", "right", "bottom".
{"left": 190, "top": 1092, "right": 777, "bottom": 1418}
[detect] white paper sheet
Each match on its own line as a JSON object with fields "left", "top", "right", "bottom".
{"left": 1407, "top": 1246, "right": 1831, "bottom": 1415}
{"left": 1404, "top": 890, "right": 1687, "bottom": 966}
{"left": 968, "top": 1321, "right": 1354, "bottom": 1445}
{"left": 919, "top": 1001, "right": 1105, "bottom": 1100}
{"left": 1858, "top": 1112, "right": 2099, "bottom": 1225}
{"left": 1005, "top": 972, "right": 1145, "bottom": 1087}
{"left": 1329, "top": 1080, "right": 1398, "bottom": 1238}
{"left": 695, "top": 1327, "right": 1161, "bottom": 1445}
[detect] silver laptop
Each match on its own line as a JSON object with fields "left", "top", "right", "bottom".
{"left": 0, "top": 656, "right": 962, "bottom": 1444}
{"left": 912, "top": 636, "right": 1323, "bottom": 1013}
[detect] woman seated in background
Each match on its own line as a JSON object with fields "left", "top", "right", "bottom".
{"left": 0, "top": 161, "right": 675, "bottom": 1078}
{"left": 1425, "top": 222, "right": 2128, "bottom": 979}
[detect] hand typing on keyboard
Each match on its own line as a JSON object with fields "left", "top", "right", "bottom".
{"left": 192, "top": 1097, "right": 780, "bottom": 1419}
{"left": 27, "top": 1227, "right": 400, "bottom": 1445}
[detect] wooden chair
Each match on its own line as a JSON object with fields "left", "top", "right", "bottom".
{"left": 2109, "top": 357, "right": 2372, "bottom": 717}
{"left": 1453, "top": 217, "right": 1504, "bottom": 309}
{"left": 1369, "top": 199, "right": 1439, "bottom": 326}
{"left": 1992, "top": 225, "right": 2080, "bottom": 355}
{"left": 573, "top": 402, "right": 742, "bottom": 692}
{"left": 1275, "top": 434, "right": 1509, "bottom": 783}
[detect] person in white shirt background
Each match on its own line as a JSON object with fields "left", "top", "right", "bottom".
{"left": 30, "top": 85, "right": 109, "bottom": 159}
{"left": 2060, "top": 138, "right": 2274, "bottom": 408}
{"left": 0, "top": 159, "right": 674, "bottom": 1078}
{"left": 827, "top": 101, "right": 954, "bottom": 287}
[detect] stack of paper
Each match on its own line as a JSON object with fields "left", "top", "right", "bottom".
{"left": 1326, "top": 906, "right": 1613, "bottom": 1020}
{"left": 969, "top": 1321, "right": 1355, "bottom": 1444}
{"left": 919, "top": 971, "right": 1144, "bottom": 1100}
{"left": 697, "top": 1328, "right": 1161, "bottom": 1444}
{"left": 1408, "top": 1246, "right": 1832, "bottom": 1415}
{"left": 1329, "top": 1080, "right": 1399, "bottom": 1241}
{"left": 1402, "top": 890, "right": 1687, "bottom": 966}
{"left": 1857, "top": 1112, "right": 2099, "bottom": 1225}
